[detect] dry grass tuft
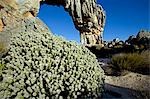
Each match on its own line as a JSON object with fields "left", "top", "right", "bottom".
{"left": 111, "top": 50, "right": 150, "bottom": 75}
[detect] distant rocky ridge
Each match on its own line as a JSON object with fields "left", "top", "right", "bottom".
{"left": 103, "top": 30, "right": 150, "bottom": 50}
{"left": 126, "top": 30, "right": 150, "bottom": 49}
{"left": 88, "top": 30, "right": 150, "bottom": 57}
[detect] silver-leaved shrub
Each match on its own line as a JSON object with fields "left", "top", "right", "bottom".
{"left": 0, "top": 18, "right": 104, "bottom": 99}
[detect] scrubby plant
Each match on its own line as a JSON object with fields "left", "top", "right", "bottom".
{"left": 0, "top": 18, "right": 104, "bottom": 99}
{"left": 111, "top": 50, "right": 150, "bottom": 74}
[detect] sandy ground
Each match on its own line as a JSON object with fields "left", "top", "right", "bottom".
{"left": 98, "top": 58, "right": 150, "bottom": 99}
{"left": 103, "top": 72, "right": 150, "bottom": 99}
{"left": 105, "top": 72, "right": 150, "bottom": 91}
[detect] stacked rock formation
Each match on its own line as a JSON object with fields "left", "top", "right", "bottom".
{"left": 136, "top": 30, "right": 150, "bottom": 40}
{"left": 126, "top": 30, "right": 150, "bottom": 49}
{"left": 0, "top": 0, "right": 104, "bottom": 99}
{"left": 103, "top": 39, "right": 124, "bottom": 49}
{"left": 43, "top": 0, "right": 106, "bottom": 46}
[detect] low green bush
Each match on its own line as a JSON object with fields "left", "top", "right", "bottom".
{"left": 111, "top": 50, "right": 150, "bottom": 74}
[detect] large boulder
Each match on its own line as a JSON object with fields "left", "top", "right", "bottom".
{"left": 136, "top": 30, "right": 150, "bottom": 40}
{"left": 126, "top": 30, "right": 150, "bottom": 49}
{"left": 137, "top": 30, "right": 150, "bottom": 49}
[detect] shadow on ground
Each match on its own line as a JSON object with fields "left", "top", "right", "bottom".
{"left": 102, "top": 83, "right": 149, "bottom": 99}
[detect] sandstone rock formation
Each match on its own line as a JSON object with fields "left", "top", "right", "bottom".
{"left": 0, "top": 0, "right": 41, "bottom": 57}
{"left": 0, "top": 0, "right": 104, "bottom": 98}
{"left": 136, "top": 30, "right": 150, "bottom": 40}
{"left": 42, "top": 0, "right": 106, "bottom": 46}
{"left": 0, "top": 19, "right": 3, "bottom": 32}
{"left": 126, "top": 30, "right": 150, "bottom": 49}
{"left": 89, "top": 30, "right": 150, "bottom": 58}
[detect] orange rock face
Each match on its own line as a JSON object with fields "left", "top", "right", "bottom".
{"left": 2, "top": 0, "right": 18, "bottom": 9}
{"left": 23, "top": 12, "right": 34, "bottom": 18}
{"left": 0, "top": 19, "right": 3, "bottom": 32}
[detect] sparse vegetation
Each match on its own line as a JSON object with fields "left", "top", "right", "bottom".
{"left": 111, "top": 50, "right": 150, "bottom": 75}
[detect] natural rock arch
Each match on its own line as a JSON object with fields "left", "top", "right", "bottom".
{"left": 41, "top": 0, "right": 106, "bottom": 46}
{"left": 0, "top": 0, "right": 105, "bottom": 46}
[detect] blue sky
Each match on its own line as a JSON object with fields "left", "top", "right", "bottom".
{"left": 38, "top": 0, "right": 149, "bottom": 42}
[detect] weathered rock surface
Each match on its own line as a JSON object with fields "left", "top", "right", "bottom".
{"left": 88, "top": 29, "right": 150, "bottom": 58}
{"left": 126, "top": 30, "right": 150, "bottom": 49}
{"left": 136, "top": 30, "right": 150, "bottom": 40}
{"left": 0, "top": 19, "right": 3, "bottom": 32}
{"left": 0, "top": 0, "right": 42, "bottom": 58}
{"left": 42, "top": 0, "right": 106, "bottom": 46}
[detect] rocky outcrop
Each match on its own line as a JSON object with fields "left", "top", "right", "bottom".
{"left": 0, "top": 19, "right": 3, "bottom": 32}
{"left": 88, "top": 30, "right": 150, "bottom": 58}
{"left": 136, "top": 30, "right": 150, "bottom": 40}
{"left": 103, "top": 39, "right": 124, "bottom": 49}
{"left": 42, "top": 0, "right": 106, "bottom": 46}
{"left": 0, "top": 0, "right": 106, "bottom": 46}
{"left": 0, "top": 0, "right": 41, "bottom": 32}
{"left": 103, "top": 30, "right": 150, "bottom": 50}
{"left": 0, "top": 0, "right": 42, "bottom": 58}
{"left": 126, "top": 30, "right": 150, "bottom": 49}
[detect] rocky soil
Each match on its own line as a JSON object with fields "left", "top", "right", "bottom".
{"left": 99, "top": 58, "right": 150, "bottom": 99}
{"left": 104, "top": 72, "right": 150, "bottom": 99}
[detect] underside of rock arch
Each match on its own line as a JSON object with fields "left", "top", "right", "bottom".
{"left": 0, "top": 0, "right": 106, "bottom": 46}
{"left": 42, "top": 0, "right": 106, "bottom": 46}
